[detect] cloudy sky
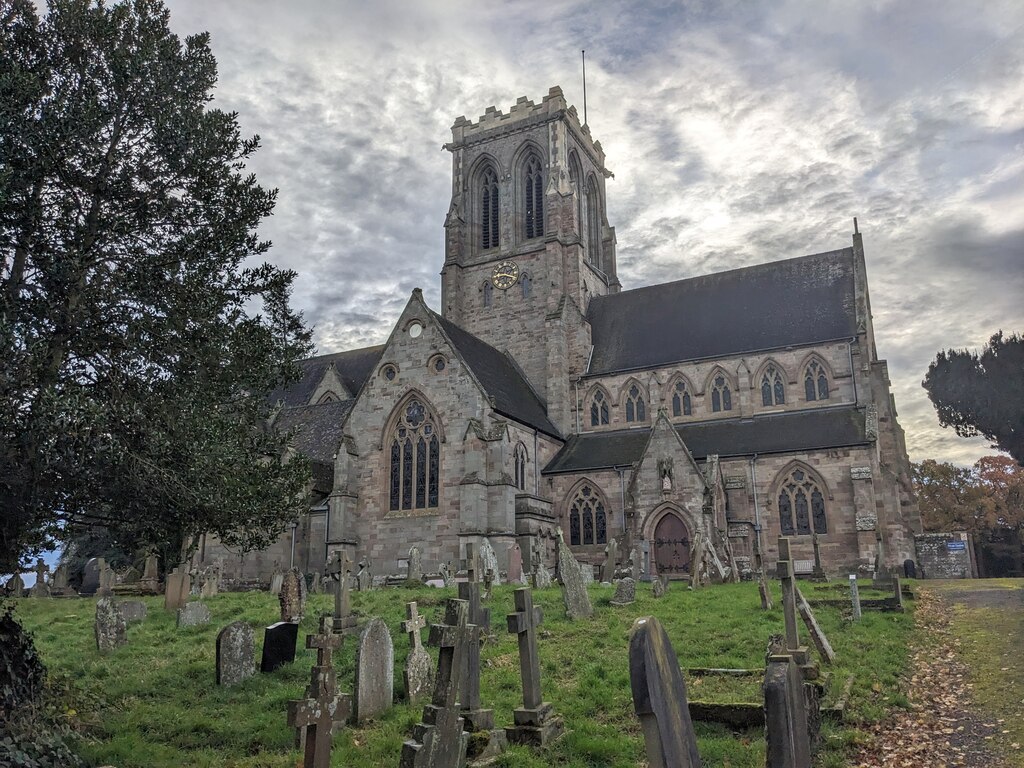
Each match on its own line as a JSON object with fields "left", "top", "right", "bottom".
{"left": 166, "top": 0, "right": 1024, "bottom": 467}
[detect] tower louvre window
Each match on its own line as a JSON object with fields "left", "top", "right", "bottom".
{"left": 524, "top": 155, "right": 544, "bottom": 239}
{"left": 480, "top": 165, "right": 499, "bottom": 249}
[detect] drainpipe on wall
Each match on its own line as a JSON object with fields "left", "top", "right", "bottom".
{"left": 617, "top": 466, "right": 628, "bottom": 538}
{"left": 574, "top": 377, "right": 581, "bottom": 434}
{"left": 749, "top": 454, "right": 764, "bottom": 569}
{"left": 533, "top": 429, "right": 539, "bottom": 496}
{"left": 848, "top": 337, "right": 858, "bottom": 405}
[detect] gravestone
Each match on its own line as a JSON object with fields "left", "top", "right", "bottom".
{"left": 80, "top": 558, "right": 101, "bottom": 596}
{"left": 402, "top": 602, "right": 433, "bottom": 704}
{"left": 629, "top": 616, "right": 702, "bottom": 768}
{"left": 120, "top": 566, "right": 142, "bottom": 585}
{"left": 848, "top": 574, "right": 862, "bottom": 621}
{"left": 408, "top": 546, "right": 423, "bottom": 582}
{"left": 95, "top": 597, "right": 127, "bottom": 652}
{"left": 532, "top": 561, "right": 552, "bottom": 589}
{"left": 50, "top": 563, "right": 71, "bottom": 596}
{"left": 810, "top": 534, "right": 827, "bottom": 581}
{"left": 400, "top": 599, "right": 470, "bottom": 768}
{"left": 198, "top": 567, "right": 218, "bottom": 598}
{"left": 776, "top": 538, "right": 809, "bottom": 665}
{"left": 438, "top": 561, "right": 454, "bottom": 587}
{"left": 505, "top": 588, "right": 564, "bottom": 746}
{"left": 29, "top": 559, "right": 49, "bottom": 598}
{"left": 356, "top": 560, "right": 372, "bottom": 591}
{"left": 479, "top": 537, "right": 501, "bottom": 586}
{"left": 578, "top": 560, "right": 595, "bottom": 584}
{"left": 556, "top": 529, "right": 592, "bottom": 619}
{"left": 261, "top": 621, "right": 299, "bottom": 673}
{"left": 794, "top": 588, "right": 835, "bottom": 664}
{"left": 764, "top": 654, "right": 812, "bottom": 768}
{"left": 611, "top": 577, "right": 637, "bottom": 606}
{"left": 892, "top": 575, "right": 905, "bottom": 612}
{"left": 279, "top": 568, "right": 305, "bottom": 622}
{"left": 601, "top": 539, "right": 618, "bottom": 583}
{"left": 758, "top": 570, "right": 774, "bottom": 611}
{"left": 6, "top": 573, "right": 25, "bottom": 597}
{"left": 308, "top": 571, "right": 321, "bottom": 595}
{"left": 630, "top": 546, "right": 641, "bottom": 581}
{"left": 288, "top": 624, "right": 351, "bottom": 768}
{"left": 164, "top": 566, "right": 190, "bottom": 612}
{"left": 269, "top": 570, "right": 284, "bottom": 595}
{"left": 139, "top": 553, "right": 160, "bottom": 594}
{"left": 652, "top": 575, "right": 669, "bottom": 598}
{"left": 97, "top": 561, "right": 115, "bottom": 597}
{"left": 117, "top": 600, "right": 147, "bottom": 624}
{"left": 353, "top": 618, "right": 394, "bottom": 723}
{"left": 216, "top": 621, "right": 256, "bottom": 687}
{"left": 177, "top": 601, "right": 211, "bottom": 628}
{"left": 327, "top": 550, "right": 357, "bottom": 634}
{"left": 507, "top": 543, "right": 524, "bottom": 584}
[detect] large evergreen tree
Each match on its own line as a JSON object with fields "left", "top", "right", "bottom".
{"left": 0, "top": 0, "right": 313, "bottom": 572}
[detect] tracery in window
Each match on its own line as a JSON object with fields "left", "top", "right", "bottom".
{"left": 480, "top": 165, "right": 499, "bottom": 249}
{"left": 567, "top": 483, "right": 607, "bottom": 546}
{"left": 388, "top": 397, "right": 440, "bottom": 512}
{"left": 760, "top": 364, "right": 786, "bottom": 406}
{"left": 671, "top": 380, "right": 692, "bottom": 417}
{"left": 524, "top": 154, "right": 545, "bottom": 239}
{"left": 514, "top": 442, "right": 528, "bottom": 491}
{"left": 483, "top": 281, "right": 492, "bottom": 308}
{"left": 804, "top": 360, "right": 830, "bottom": 401}
{"left": 710, "top": 374, "right": 733, "bottom": 412}
{"left": 624, "top": 383, "right": 646, "bottom": 423}
{"left": 777, "top": 467, "right": 827, "bottom": 535}
{"left": 590, "top": 389, "right": 609, "bottom": 427}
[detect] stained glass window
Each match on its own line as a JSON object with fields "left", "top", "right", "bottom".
{"left": 566, "top": 484, "right": 608, "bottom": 546}
{"left": 672, "top": 380, "right": 692, "bottom": 417}
{"left": 590, "top": 390, "right": 609, "bottom": 426}
{"left": 388, "top": 398, "right": 441, "bottom": 512}
{"left": 777, "top": 467, "right": 827, "bottom": 535}
{"left": 625, "top": 384, "right": 646, "bottom": 423}
{"left": 804, "top": 360, "right": 830, "bottom": 401}
{"left": 711, "top": 374, "right": 732, "bottom": 412}
{"left": 761, "top": 364, "right": 785, "bottom": 406}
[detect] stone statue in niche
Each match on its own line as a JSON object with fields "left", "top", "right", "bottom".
{"left": 658, "top": 457, "right": 674, "bottom": 492}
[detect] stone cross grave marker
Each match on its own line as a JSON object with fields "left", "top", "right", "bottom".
{"left": 408, "top": 546, "right": 423, "bottom": 582}
{"left": 402, "top": 602, "right": 433, "bottom": 704}
{"left": 758, "top": 569, "right": 774, "bottom": 611}
{"left": 288, "top": 626, "right": 351, "bottom": 768}
{"left": 611, "top": 577, "right": 637, "bottom": 606}
{"left": 261, "top": 621, "right": 299, "bottom": 673}
{"left": 164, "top": 566, "right": 190, "bottom": 612}
{"left": 505, "top": 588, "right": 564, "bottom": 746}
{"left": 177, "top": 601, "right": 211, "bottom": 628}
{"left": 776, "top": 537, "right": 808, "bottom": 665}
{"left": 810, "top": 534, "right": 827, "bottom": 581}
{"left": 795, "top": 588, "right": 836, "bottom": 664}
{"left": 400, "top": 598, "right": 470, "bottom": 768}
{"left": 279, "top": 568, "right": 305, "bottom": 622}
{"left": 601, "top": 538, "right": 618, "bottom": 583}
{"left": 95, "top": 597, "right": 127, "bottom": 652}
{"left": 764, "top": 653, "right": 812, "bottom": 768}
{"left": 629, "top": 616, "right": 702, "bottom": 768}
{"left": 327, "top": 550, "right": 357, "bottom": 634}
{"left": 630, "top": 545, "right": 641, "bottom": 581}
{"left": 507, "top": 542, "right": 523, "bottom": 584}
{"left": 556, "top": 529, "right": 592, "bottom": 619}
{"left": 458, "top": 544, "right": 494, "bottom": 732}
{"left": 848, "top": 574, "right": 862, "bottom": 621}
{"left": 353, "top": 618, "right": 394, "bottom": 723}
{"left": 217, "top": 621, "right": 256, "bottom": 687}
{"left": 29, "top": 559, "right": 49, "bottom": 598}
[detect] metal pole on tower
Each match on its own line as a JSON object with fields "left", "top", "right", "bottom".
{"left": 582, "top": 49, "right": 588, "bottom": 126}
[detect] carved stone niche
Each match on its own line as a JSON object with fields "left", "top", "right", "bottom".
{"left": 855, "top": 515, "right": 878, "bottom": 532}
{"left": 850, "top": 466, "right": 873, "bottom": 481}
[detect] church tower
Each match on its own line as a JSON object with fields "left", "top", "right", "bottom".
{"left": 440, "top": 86, "right": 618, "bottom": 432}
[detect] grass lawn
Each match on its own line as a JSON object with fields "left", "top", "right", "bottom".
{"left": 13, "top": 579, "right": 914, "bottom": 767}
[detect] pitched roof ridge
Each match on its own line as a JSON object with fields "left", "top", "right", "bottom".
{"left": 298, "top": 343, "right": 387, "bottom": 364}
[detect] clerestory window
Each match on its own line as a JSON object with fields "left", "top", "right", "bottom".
{"left": 761, "top": 364, "right": 786, "bottom": 406}
{"left": 710, "top": 374, "right": 732, "bottom": 412}
{"left": 804, "top": 361, "right": 830, "bottom": 401}
{"left": 590, "top": 390, "right": 609, "bottom": 426}
{"left": 567, "top": 483, "right": 607, "bottom": 546}
{"left": 671, "top": 380, "right": 692, "bottom": 417}
{"left": 388, "top": 398, "right": 440, "bottom": 512}
{"left": 625, "top": 384, "right": 646, "bottom": 423}
{"left": 777, "top": 468, "right": 827, "bottom": 536}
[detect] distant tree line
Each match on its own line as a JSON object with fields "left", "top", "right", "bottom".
{"left": 913, "top": 455, "right": 1024, "bottom": 533}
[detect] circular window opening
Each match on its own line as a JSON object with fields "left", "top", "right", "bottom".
{"left": 383, "top": 365, "right": 397, "bottom": 381}
{"left": 408, "top": 322, "right": 423, "bottom": 338}
{"left": 434, "top": 357, "right": 446, "bottom": 372}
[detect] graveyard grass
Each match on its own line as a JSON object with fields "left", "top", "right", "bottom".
{"left": 14, "top": 580, "right": 913, "bottom": 767}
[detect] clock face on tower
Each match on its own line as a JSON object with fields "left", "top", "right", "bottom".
{"left": 491, "top": 260, "right": 519, "bottom": 290}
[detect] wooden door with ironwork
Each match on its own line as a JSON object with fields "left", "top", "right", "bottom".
{"left": 653, "top": 513, "right": 691, "bottom": 577}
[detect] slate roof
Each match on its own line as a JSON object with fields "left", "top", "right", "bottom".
{"left": 273, "top": 399, "right": 354, "bottom": 465}
{"left": 542, "top": 406, "right": 868, "bottom": 474}
{"left": 434, "top": 313, "right": 562, "bottom": 439}
{"left": 586, "top": 249, "right": 859, "bottom": 375}
{"left": 268, "top": 345, "right": 385, "bottom": 407}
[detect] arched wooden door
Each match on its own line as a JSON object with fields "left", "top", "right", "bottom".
{"left": 653, "top": 512, "right": 691, "bottom": 577}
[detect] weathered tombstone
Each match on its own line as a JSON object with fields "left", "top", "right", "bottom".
{"left": 308, "top": 571, "right": 321, "bottom": 595}
{"left": 408, "top": 546, "right": 423, "bottom": 582}
{"left": 611, "top": 577, "right": 637, "bottom": 606}
{"left": 269, "top": 570, "right": 284, "bottom": 595}
{"left": 353, "top": 618, "right": 394, "bottom": 723}
{"left": 164, "top": 566, "right": 190, "bottom": 612}
{"left": 810, "top": 534, "right": 827, "bottom": 581}
{"left": 532, "top": 561, "right": 552, "bottom": 589}
{"left": 438, "top": 560, "right": 454, "bottom": 587}
{"left": 51, "top": 563, "right": 71, "bottom": 596}
{"left": 139, "top": 553, "right": 160, "bottom": 594}
{"left": 288, "top": 624, "right": 351, "bottom": 768}
{"left": 400, "top": 599, "right": 470, "bottom": 767}
{"left": 629, "top": 616, "right": 702, "bottom": 768}
{"left": 601, "top": 539, "right": 618, "bottom": 584}
{"left": 177, "top": 601, "right": 211, "bottom": 628}
{"left": 578, "top": 560, "right": 595, "bottom": 585}
{"left": 892, "top": 574, "right": 905, "bottom": 611}
{"left": 776, "top": 538, "right": 808, "bottom": 665}
{"left": 261, "top": 621, "right": 299, "bottom": 673}
{"left": 6, "top": 573, "right": 25, "bottom": 598}
{"left": 29, "top": 559, "right": 50, "bottom": 598}
{"left": 279, "top": 568, "right": 305, "bottom": 622}
{"left": 402, "top": 602, "right": 433, "bottom": 704}
{"left": 903, "top": 559, "right": 916, "bottom": 579}
{"left": 872, "top": 535, "right": 892, "bottom": 588}
{"left": 120, "top": 566, "right": 142, "bottom": 585}
{"left": 505, "top": 588, "right": 564, "bottom": 746}
{"left": 327, "top": 550, "right": 357, "bottom": 634}
{"left": 652, "top": 575, "right": 669, "bottom": 598}
{"left": 97, "top": 561, "right": 115, "bottom": 597}
{"left": 198, "top": 567, "right": 218, "bottom": 598}
{"left": 758, "top": 570, "right": 774, "bottom": 611}
{"left": 555, "top": 529, "right": 592, "bottom": 619}
{"left": 216, "top": 621, "right": 256, "bottom": 687}
{"left": 95, "top": 597, "right": 127, "bottom": 652}
{"left": 80, "top": 558, "right": 101, "bottom": 596}
{"left": 507, "top": 543, "right": 524, "bottom": 584}
{"left": 356, "top": 560, "right": 372, "bottom": 591}
{"left": 630, "top": 545, "right": 641, "bottom": 581}
{"left": 479, "top": 538, "right": 501, "bottom": 586}
{"left": 848, "top": 574, "right": 862, "bottom": 621}
{"left": 764, "top": 654, "right": 812, "bottom": 768}
{"left": 117, "top": 600, "right": 147, "bottom": 624}
{"left": 794, "top": 588, "right": 835, "bottom": 664}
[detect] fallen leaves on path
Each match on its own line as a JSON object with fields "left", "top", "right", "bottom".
{"left": 852, "top": 589, "right": 1009, "bottom": 768}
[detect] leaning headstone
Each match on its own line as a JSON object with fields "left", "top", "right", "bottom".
{"left": 601, "top": 539, "right": 618, "bottom": 584}
{"left": 611, "top": 577, "right": 637, "bottom": 606}
{"left": 353, "top": 618, "right": 394, "bottom": 723}
{"left": 327, "top": 550, "right": 357, "bottom": 634}
{"left": 652, "top": 575, "right": 669, "bottom": 598}
{"left": 507, "top": 543, "right": 524, "bottom": 584}
{"left": 629, "top": 616, "right": 702, "bottom": 768}
{"left": 764, "top": 654, "right": 812, "bottom": 768}
{"left": 408, "top": 546, "right": 423, "bottom": 582}
{"left": 795, "top": 588, "right": 835, "bottom": 664}
{"left": 532, "top": 561, "right": 552, "bottom": 589}
{"left": 164, "top": 566, "right": 190, "bottom": 612}
{"left": 216, "top": 621, "right": 256, "bottom": 687}
{"left": 479, "top": 538, "right": 501, "bottom": 586}
{"left": 777, "top": 538, "right": 808, "bottom": 665}
{"left": 556, "top": 529, "right": 592, "bottom": 619}
{"left": 279, "top": 568, "right": 305, "bottom": 622}
{"left": 117, "top": 600, "right": 147, "bottom": 624}
{"left": 892, "top": 575, "right": 905, "bottom": 612}
{"left": 80, "top": 558, "right": 101, "bottom": 596}
{"left": 308, "top": 571, "right": 321, "bottom": 595}
{"left": 177, "top": 601, "right": 211, "bottom": 628}
{"left": 402, "top": 602, "right": 433, "bottom": 704}
{"left": 400, "top": 599, "right": 470, "bottom": 767}
{"left": 261, "top": 621, "right": 299, "bottom": 673}
{"left": 505, "top": 588, "right": 564, "bottom": 746}
{"left": 95, "top": 597, "right": 127, "bottom": 652}
{"left": 288, "top": 623, "right": 351, "bottom": 768}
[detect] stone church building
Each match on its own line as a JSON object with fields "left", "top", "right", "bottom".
{"left": 197, "top": 86, "right": 921, "bottom": 583}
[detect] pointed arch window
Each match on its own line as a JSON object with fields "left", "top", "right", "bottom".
{"left": 482, "top": 281, "right": 492, "bottom": 308}
{"left": 710, "top": 374, "right": 732, "bottom": 412}
{"left": 480, "top": 165, "right": 499, "bottom": 249}
{"left": 586, "top": 177, "right": 602, "bottom": 270}
{"left": 590, "top": 389, "right": 609, "bottom": 426}
{"left": 388, "top": 398, "right": 440, "bottom": 512}
{"left": 568, "top": 483, "right": 607, "bottom": 546}
{"left": 804, "top": 360, "right": 830, "bottom": 401}
{"left": 569, "top": 153, "right": 583, "bottom": 232}
{"left": 761, "top": 364, "right": 786, "bottom": 406}
{"left": 624, "top": 384, "right": 646, "bottom": 423}
{"left": 671, "top": 380, "right": 692, "bottom": 417}
{"left": 521, "top": 272, "right": 532, "bottom": 298}
{"left": 777, "top": 467, "right": 827, "bottom": 535}
{"left": 524, "top": 155, "right": 545, "bottom": 239}
{"left": 514, "top": 442, "right": 528, "bottom": 491}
